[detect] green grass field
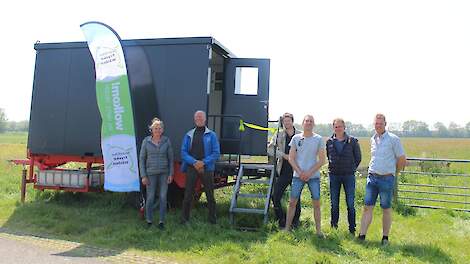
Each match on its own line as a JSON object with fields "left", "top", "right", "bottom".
{"left": 1, "top": 132, "right": 470, "bottom": 263}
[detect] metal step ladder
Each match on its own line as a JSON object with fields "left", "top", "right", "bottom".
{"left": 229, "top": 163, "right": 275, "bottom": 225}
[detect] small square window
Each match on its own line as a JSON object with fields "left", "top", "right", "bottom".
{"left": 234, "top": 67, "right": 258, "bottom": 95}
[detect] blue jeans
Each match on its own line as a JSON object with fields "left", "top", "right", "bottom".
{"left": 291, "top": 177, "right": 320, "bottom": 200}
{"left": 364, "top": 174, "right": 395, "bottom": 209}
{"left": 329, "top": 174, "right": 356, "bottom": 232}
{"left": 145, "top": 173, "right": 169, "bottom": 223}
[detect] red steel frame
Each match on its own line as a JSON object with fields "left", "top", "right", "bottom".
{"left": 11, "top": 150, "right": 105, "bottom": 202}
{"left": 11, "top": 150, "right": 233, "bottom": 203}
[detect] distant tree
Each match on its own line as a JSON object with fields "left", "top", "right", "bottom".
{"left": 387, "top": 122, "right": 403, "bottom": 132}
{"left": 290, "top": 120, "right": 469, "bottom": 138}
{"left": 433, "top": 122, "right": 449, "bottom": 137}
{"left": 7, "top": 120, "right": 29, "bottom": 132}
{"left": 314, "top": 123, "right": 331, "bottom": 137}
{"left": 0, "top": 108, "right": 7, "bottom": 133}
{"left": 346, "top": 122, "right": 370, "bottom": 137}
{"left": 18, "top": 120, "right": 29, "bottom": 131}
{"left": 2, "top": 119, "right": 29, "bottom": 132}
{"left": 305, "top": 122, "right": 372, "bottom": 137}
{"left": 448, "top": 122, "right": 465, "bottom": 138}
{"left": 7, "top": 121, "right": 16, "bottom": 131}
{"left": 402, "top": 120, "right": 431, "bottom": 137}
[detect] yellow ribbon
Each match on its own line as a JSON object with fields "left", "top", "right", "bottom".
{"left": 239, "top": 120, "right": 277, "bottom": 133}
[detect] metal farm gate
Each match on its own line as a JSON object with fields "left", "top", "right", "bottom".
{"left": 397, "top": 158, "right": 470, "bottom": 212}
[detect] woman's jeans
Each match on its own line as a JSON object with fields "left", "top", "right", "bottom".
{"left": 145, "top": 173, "right": 169, "bottom": 224}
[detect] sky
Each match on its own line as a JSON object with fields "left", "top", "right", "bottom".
{"left": 1, "top": 0, "right": 469, "bottom": 128}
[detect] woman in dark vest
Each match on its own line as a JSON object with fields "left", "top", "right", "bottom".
{"left": 139, "top": 118, "right": 174, "bottom": 229}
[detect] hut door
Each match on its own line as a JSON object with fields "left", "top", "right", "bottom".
{"left": 222, "top": 58, "right": 270, "bottom": 155}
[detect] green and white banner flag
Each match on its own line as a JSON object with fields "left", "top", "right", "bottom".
{"left": 81, "top": 22, "right": 139, "bottom": 192}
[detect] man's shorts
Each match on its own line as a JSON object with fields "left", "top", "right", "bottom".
{"left": 364, "top": 174, "right": 395, "bottom": 209}
{"left": 290, "top": 177, "right": 320, "bottom": 200}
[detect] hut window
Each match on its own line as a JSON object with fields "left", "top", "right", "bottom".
{"left": 234, "top": 67, "right": 258, "bottom": 95}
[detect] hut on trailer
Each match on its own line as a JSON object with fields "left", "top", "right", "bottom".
{"left": 26, "top": 36, "right": 270, "bottom": 195}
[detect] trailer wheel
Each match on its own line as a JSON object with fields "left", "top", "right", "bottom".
{"left": 168, "top": 182, "right": 184, "bottom": 209}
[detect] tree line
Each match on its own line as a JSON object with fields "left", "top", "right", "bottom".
{"left": 287, "top": 120, "right": 470, "bottom": 138}
{"left": 401, "top": 120, "right": 470, "bottom": 138}
{"left": 1, "top": 108, "right": 470, "bottom": 137}
{"left": 0, "top": 108, "right": 28, "bottom": 133}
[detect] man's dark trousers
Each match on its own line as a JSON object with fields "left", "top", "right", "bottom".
{"left": 329, "top": 174, "right": 356, "bottom": 233}
{"left": 182, "top": 166, "right": 216, "bottom": 223}
{"left": 272, "top": 172, "right": 301, "bottom": 227}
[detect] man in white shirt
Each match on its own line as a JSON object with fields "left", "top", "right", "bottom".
{"left": 358, "top": 113, "right": 406, "bottom": 245}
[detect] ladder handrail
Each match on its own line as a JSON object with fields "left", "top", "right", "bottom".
{"left": 262, "top": 168, "right": 275, "bottom": 223}
{"left": 229, "top": 164, "right": 244, "bottom": 213}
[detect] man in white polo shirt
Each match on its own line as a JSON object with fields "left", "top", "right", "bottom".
{"left": 358, "top": 113, "right": 406, "bottom": 245}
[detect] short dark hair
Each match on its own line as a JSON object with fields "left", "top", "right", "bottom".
{"left": 282, "top": 112, "right": 294, "bottom": 122}
{"left": 332, "top": 118, "right": 345, "bottom": 127}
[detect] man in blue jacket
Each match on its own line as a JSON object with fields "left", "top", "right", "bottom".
{"left": 181, "top": 110, "right": 220, "bottom": 224}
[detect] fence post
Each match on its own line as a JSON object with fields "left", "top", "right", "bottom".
{"left": 393, "top": 172, "right": 399, "bottom": 204}
{"left": 21, "top": 165, "right": 27, "bottom": 203}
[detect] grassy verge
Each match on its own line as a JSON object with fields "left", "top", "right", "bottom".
{"left": 1, "top": 133, "right": 470, "bottom": 263}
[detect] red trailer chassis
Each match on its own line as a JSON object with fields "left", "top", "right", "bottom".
{"left": 11, "top": 150, "right": 237, "bottom": 203}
